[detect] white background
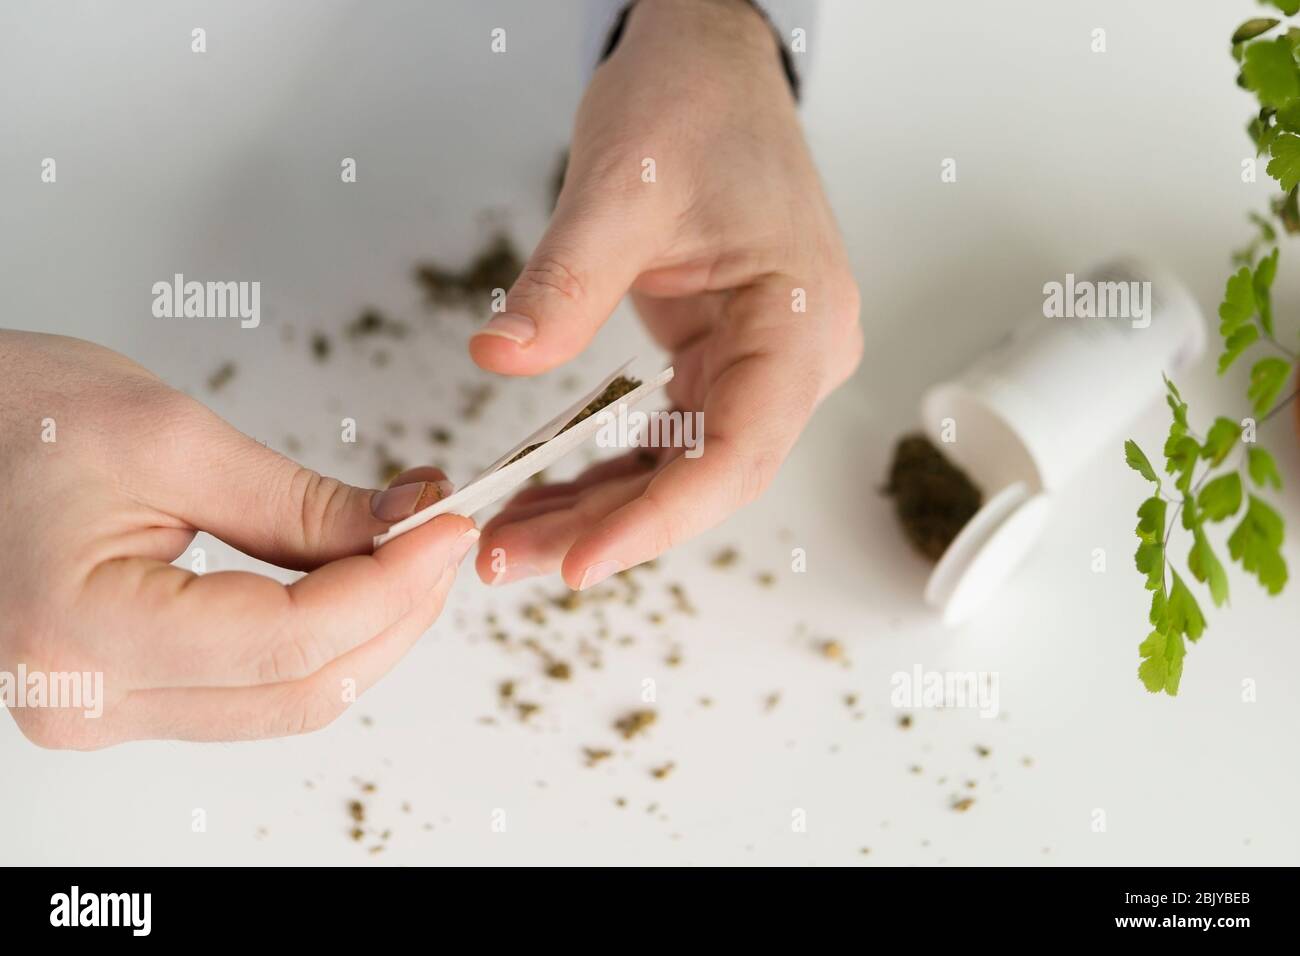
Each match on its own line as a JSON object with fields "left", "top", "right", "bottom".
{"left": 1, "top": 0, "right": 1297, "bottom": 866}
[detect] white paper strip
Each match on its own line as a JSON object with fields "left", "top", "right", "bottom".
{"left": 373, "top": 364, "right": 675, "bottom": 549}
{"left": 470, "top": 360, "right": 634, "bottom": 481}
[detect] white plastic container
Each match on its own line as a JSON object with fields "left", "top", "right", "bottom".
{"left": 919, "top": 259, "right": 1206, "bottom": 625}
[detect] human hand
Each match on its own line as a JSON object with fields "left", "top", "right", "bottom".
{"left": 0, "top": 331, "right": 477, "bottom": 748}
{"left": 468, "top": 0, "right": 862, "bottom": 590}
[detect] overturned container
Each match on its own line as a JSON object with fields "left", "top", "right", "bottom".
{"left": 919, "top": 258, "right": 1206, "bottom": 625}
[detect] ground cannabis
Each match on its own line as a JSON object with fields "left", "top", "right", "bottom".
{"left": 346, "top": 308, "right": 407, "bottom": 341}
{"left": 884, "top": 434, "right": 983, "bottom": 561}
{"left": 505, "top": 375, "right": 641, "bottom": 466}
{"left": 414, "top": 233, "right": 524, "bottom": 311}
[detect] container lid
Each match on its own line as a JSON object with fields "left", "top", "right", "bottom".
{"left": 924, "top": 482, "right": 1052, "bottom": 626}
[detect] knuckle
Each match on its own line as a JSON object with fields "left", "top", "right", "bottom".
{"left": 260, "top": 626, "right": 323, "bottom": 685}
{"left": 513, "top": 253, "right": 587, "bottom": 307}
{"left": 275, "top": 685, "right": 347, "bottom": 738}
{"left": 288, "top": 467, "right": 356, "bottom": 554}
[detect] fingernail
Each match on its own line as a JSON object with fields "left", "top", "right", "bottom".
{"left": 371, "top": 482, "right": 426, "bottom": 521}
{"left": 450, "top": 528, "right": 480, "bottom": 565}
{"left": 472, "top": 312, "right": 536, "bottom": 346}
{"left": 577, "top": 559, "right": 621, "bottom": 591}
{"left": 415, "top": 479, "right": 456, "bottom": 511}
{"left": 372, "top": 479, "right": 454, "bottom": 522}
{"left": 491, "top": 563, "right": 541, "bottom": 586}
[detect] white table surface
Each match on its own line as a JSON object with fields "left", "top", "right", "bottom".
{"left": 2, "top": 0, "right": 1297, "bottom": 866}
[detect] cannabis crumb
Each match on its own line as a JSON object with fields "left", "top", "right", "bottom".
{"left": 583, "top": 747, "right": 613, "bottom": 767}
{"left": 459, "top": 382, "right": 495, "bottom": 421}
{"left": 650, "top": 761, "right": 676, "bottom": 780}
{"left": 975, "top": 745, "right": 991, "bottom": 758}
{"left": 667, "top": 582, "right": 696, "bottom": 615}
{"left": 614, "top": 709, "right": 657, "bottom": 740}
{"left": 711, "top": 547, "right": 739, "bottom": 569}
{"left": 207, "top": 361, "right": 236, "bottom": 392}
{"left": 951, "top": 796, "right": 975, "bottom": 813}
{"left": 515, "top": 701, "right": 541, "bottom": 722}
{"left": 897, "top": 714, "right": 912, "bottom": 729}
{"left": 544, "top": 659, "right": 572, "bottom": 681}
{"left": 817, "top": 639, "right": 846, "bottom": 662}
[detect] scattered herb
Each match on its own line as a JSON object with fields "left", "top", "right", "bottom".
{"left": 414, "top": 233, "right": 523, "bottom": 312}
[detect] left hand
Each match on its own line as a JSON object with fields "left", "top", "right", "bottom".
{"left": 468, "top": 0, "right": 862, "bottom": 590}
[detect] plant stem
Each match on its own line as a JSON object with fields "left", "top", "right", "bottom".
{"left": 1260, "top": 385, "right": 1300, "bottom": 424}
{"left": 1264, "top": 334, "right": 1299, "bottom": 362}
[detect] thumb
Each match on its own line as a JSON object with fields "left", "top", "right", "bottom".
{"left": 469, "top": 201, "right": 654, "bottom": 376}
{"left": 157, "top": 407, "right": 455, "bottom": 571}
